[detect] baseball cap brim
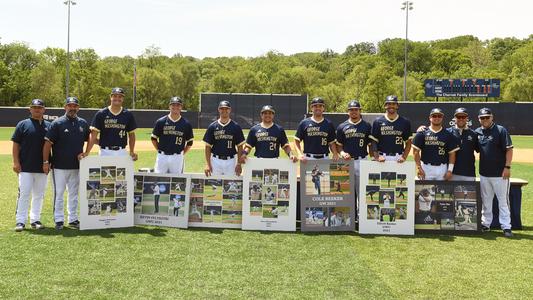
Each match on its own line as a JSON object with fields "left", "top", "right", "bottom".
{"left": 478, "top": 113, "right": 492, "bottom": 117}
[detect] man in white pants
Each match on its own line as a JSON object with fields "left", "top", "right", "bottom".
{"left": 43, "top": 97, "right": 90, "bottom": 229}
{"left": 475, "top": 108, "right": 514, "bottom": 237}
{"left": 151, "top": 97, "right": 194, "bottom": 174}
{"left": 12, "top": 99, "right": 51, "bottom": 231}
{"left": 203, "top": 100, "right": 245, "bottom": 176}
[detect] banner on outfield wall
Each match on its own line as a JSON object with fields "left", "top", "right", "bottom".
{"left": 415, "top": 180, "right": 481, "bottom": 233}
{"left": 188, "top": 174, "right": 243, "bottom": 229}
{"left": 359, "top": 161, "right": 415, "bottom": 235}
{"left": 299, "top": 159, "right": 356, "bottom": 232}
{"left": 133, "top": 173, "right": 191, "bottom": 228}
{"left": 79, "top": 156, "right": 135, "bottom": 230}
{"left": 241, "top": 158, "right": 297, "bottom": 231}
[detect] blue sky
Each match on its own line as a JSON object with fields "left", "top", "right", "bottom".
{"left": 0, "top": 0, "right": 531, "bottom": 58}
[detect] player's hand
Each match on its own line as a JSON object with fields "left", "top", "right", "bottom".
{"left": 332, "top": 153, "right": 340, "bottom": 161}
{"left": 12, "top": 162, "right": 21, "bottom": 174}
{"left": 397, "top": 156, "right": 406, "bottom": 163}
{"left": 130, "top": 152, "right": 138, "bottom": 161}
{"left": 42, "top": 163, "right": 50, "bottom": 175}
{"left": 290, "top": 154, "right": 298, "bottom": 163}
{"left": 417, "top": 167, "right": 425, "bottom": 180}
{"left": 235, "top": 164, "right": 242, "bottom": 176}
{"left": 299, "top": 154, "right": 307, "bottom": 163}
{"left": 377, "top": 155, "right": 386, "bottom": 162}
{"left": 341, "top": 152, "right": 351, "bottom": 160}
{"left": 204, "top": 165, "right": 212, "bottom": 177}
{"left": 239, "top": 155, "right": 247, "bottom": 164}
{"left": 444, "top": 170, "right": 453, "bottom": 180}
{"left": 502, "top": 168, "right": 511, "bottom": 179}
{"left": 77, "top": 152, "right": 86, "bottom": 160}
{"left": 417, "top": 125, "right": 427, "bottom": 133}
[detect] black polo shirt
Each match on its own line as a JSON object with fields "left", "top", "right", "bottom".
{"left": 447, "top": 126, "right": 479, "bottom": 177}
{"left": 475, "top": 123, "right": 513, "bottom": 177}
{"left": 46, "top": 115, "right": 90, "bottom": 169}
{"left": 11, "top": 118, "right": 51, "bottom": 173}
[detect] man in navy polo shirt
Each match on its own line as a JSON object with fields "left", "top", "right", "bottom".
{"left": 12, "top": 99, "right": 51, "bottom": 232}
{"left": 43, "top": 97, "right": 90, "bottom": 230}
{"left": 412, "top": 108, "right": 459, "bottom": 180}
{"left": 240, "top": 105, "right": 297, "bottom": 162}
{"left": 370, "top": 95, "right": 412, "bottom": 162}
{"left": 203, "top": 100, "right": 245, "bottom": 176}
{"left": 86, "top": 87, "right": 138, "bottom": 160}
{"left": 447, "top": 108, "right": 479, "bottom": 181}
{"left": 294, "top": 97, "right": 339, "bottom": 161}
{"left": 151, "top": 96, "right": 194, "bottom": 174}
{"left": 475, "top": 108, "right": 514, "bottom": 237}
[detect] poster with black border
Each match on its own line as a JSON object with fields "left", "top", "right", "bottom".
{"left": 299, "top": 159, "right": 356, "bottom": 232}
{"left": 415, "top": 180, "right": 481, "bottom": 233}
{"left": 241, "top": 158, "right": 297, "bottom": 231}
{"left": 359, "top": 161, "right": 415, "bottom": 235}
{"left": 79, "top": 156, "right": 134, "bottom": 230}
{"left": 187, "top": 174, "right": 243, "bottom": 229}
{"left": 133, "top": 173, "right": 191, "bottom": 228}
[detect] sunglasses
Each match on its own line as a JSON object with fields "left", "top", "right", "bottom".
{"left": 455, "top": 115, "right": 468, "bottom": 119}
{"left": 479, "top": 116, "right": 491, "bottom": 120}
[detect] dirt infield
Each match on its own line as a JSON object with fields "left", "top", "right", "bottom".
{"left": 1, "top": 141, "right": 532, "bottom": 163}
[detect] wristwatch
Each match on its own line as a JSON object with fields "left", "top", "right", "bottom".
{"left": 505, "top": 166, "right": 511, "bottom": 169}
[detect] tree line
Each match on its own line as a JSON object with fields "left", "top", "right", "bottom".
{"left": 0, "top": 34, "right": 532, "bottom": 112}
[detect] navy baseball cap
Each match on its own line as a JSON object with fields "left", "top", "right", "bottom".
{"left": 169, "top": 96, "right": 183, "bottom": 105}
{"left": 429, "top": 108, "right": 444, "bottom": 116}
{"left": 478, "top": 108, "right": 493, "bottom": 117}
{"left": 310, "top": 97, "right": 325, "bottom": 106}
{"left": 65, "top": 97, "right": 79, "bottom": 105}
{"left": 30, "top": 99, "right": 45, "bottom": 107}
{"left": 454, "top": 107, "right": 468, "bottom": 116}
{"left": 218, "top": 100, "right": 231, "bottom": 108}
{"left": 385, "top": 95, "right": 398, "bottom": 104}
{"left": 347, "top": 100, "right": 361, "bottom": 109}
{"left": 110, "top": 87, "right": 125, "bottom": 96}
{"left": 261, "top": 105, "right": 275, "bottom": 113}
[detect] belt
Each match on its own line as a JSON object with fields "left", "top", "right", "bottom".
{"left": 158, "top": 150, "right": 182, "bottom": 155}
{"left": 213, "top": 154, "right": 235, "bottom": 160}
{"left": 305, "top": 153, "right": 326, "bottom": 159}
{"left": 379, "top": 152, "right": 402, "bottom": 156}
{"left": 103, "top": 146, "right": 124, "bottom": 151}
{"left": 423, "top": 162, "right": 446, "bottom": 166}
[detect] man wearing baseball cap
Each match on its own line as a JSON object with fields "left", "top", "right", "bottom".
{"left": 86, "top": 87, "right": 138, "bottom": 160}
{"left": 43, "top": 97, "right": 90, "bottom": 229}
{"left": 151, "top": 96, "right": 194, "bottom": 174}
{"left": 11, "top": 99, "right": 51, "bottom": 231}
{"left": 240, "top": 105, "right": 297, "bottom": 162}
{"left": 203, "top": 100, "right": 245, "bottom": 176}
{"left": 412, "top": 108, "right": 459, "bottom": 180}
{"left": 475, "top": 108, "right": 514, "bottom": 237}
{"left": 446, "top": 108, "right": 479, "bottom": 181}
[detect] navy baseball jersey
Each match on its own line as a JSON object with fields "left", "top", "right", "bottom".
{"left": 336, "top": 119, "right": 372, "bottom": 158}
{"left": 370, "top": 115, "right": 412, "bottom": 155}
{"left": 45, "top": 115, "right": 90, "bottom": 169}
{"left": 475, "top": 123, "right": 513, "bottom": 177}
{"left": 246, "top": 123, "right": 289, "bottom": 158}
{"left": 90, "top": 107, "right": 137, "bottom": 148}
{"left": 151, "top": 115, "right": 194, "bottom": 154}
{"left": 203, "top": 119, "right": 245, "bottom": 157}
{"left": 295, "top": 117, "right": 336, "bottom": 155}
{"left": 11, "top": 118, "right": 51, "bottom": 173}
{"left": 412, "top": 128, "right": 460, "bottom": 165}
{"left": 447, "top": 127, "right": 479, "bottom": 177}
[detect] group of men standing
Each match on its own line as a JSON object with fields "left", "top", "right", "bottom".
{"left": 11, "top": 89, "right": 515, "bottom": 237}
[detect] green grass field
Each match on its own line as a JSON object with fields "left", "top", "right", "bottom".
{"left": 0, "top": 130, "right": 532, "bottom": 298}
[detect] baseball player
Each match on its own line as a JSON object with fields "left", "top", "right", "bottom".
{"left": 294, "top": 97, "right": 339, "bottom": 162}
{"left": 311, "top": 165, "right": 323, "bottom": 195}
{"left": 190, "top": 203, "right": 202, "bottom": 219}
{"left": 225, "top": 181, "right": 240, "bottom": 193}
{"left": 42, "top": 97, "right": 90, "bottom": 230}
{"left": 12, "top": 99, "right": 51, "bottom": 232}
{"left": 382, "top": 193, "right": 391, "bottom": 208}
{"left": 151, "top": 97, "right": 194, "bottom": 174}
{"left": 336, "top": 100, "right": 372, "bottom": 197}
{"left": 86, "top": 87, "right": 138, "bottom": 160}
{"left": 447, "top": 108, "right": 479, "bottom": 181}
{"left": 264, "top": 187, "right": 276, "bottom": 203}
{"left": 203, "top": 100, "right": 245, "bottom": 176}
{"left": 240, "top": 105, "right": 297, "bottom": 163}
{"left": 475, "top": 108, "right": 514, "bottom": 237}
{"left": 416, "top": 189, "right": 434, "bottom": 224}
{"left": 366, "top": 188, "right": 378, "bottom": 202}
{"left": 152, "top": 183, "right": 160, "bottom": 213}
{"left": 412, "top": 108, "right": 460, "bottom": 180}
{"left": 173, "top": 196, "right": 181, "bottom": 216}
{"left": 370, "top": 95, "right": 412, "bottom": 162}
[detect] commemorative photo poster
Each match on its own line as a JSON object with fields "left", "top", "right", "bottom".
{"left": 299, "top": 159, "right": 356, "bottom": 232}
{"left": 79, "top": 156, "right": 134, "bottom": 230}
{"left": 133, "top": 173, "right": 191, "bottom": 228}
{"left": 241, "top": 158, "right": 297, "bottom": 231}
{"left": 188, "top": 174, "right": 243, "bottom": 229}
{"left": 415, "top": 180, "right": 481, "bottom": 233}
{"left": 359, "top": 161, "right": 415, "bottom": 235}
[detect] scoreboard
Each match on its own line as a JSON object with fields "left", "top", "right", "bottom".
{"left": 424, "top": 79, "right": 500, "bottom": 98}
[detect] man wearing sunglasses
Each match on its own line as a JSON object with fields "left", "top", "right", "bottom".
{"left": 446, "top": 108, "right": 479, "bottom": 181}
{"left": 475, "top": 108, "right": 514, "bottom": 237}
{"left": 412, "top": 108, "right": 459, "bottom": 180}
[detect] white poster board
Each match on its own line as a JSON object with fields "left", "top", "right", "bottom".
{"left": 188, "top": 174, "right": 243, "bottom": 229}
{"left": 79, "top": 156, "right": 134, "bottom": 230}
{"left": 241, "top": 158, "right": 297, "bottom": 231}
{"left": 358, "top": 161, "right": 415, "bottom": 235}
{"left": 133, "top": 173, "right": 191, "bottom": 228}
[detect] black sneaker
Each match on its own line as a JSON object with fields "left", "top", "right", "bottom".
{"left": 30, "top": 221, "right": 45, "bottom": 230}
{"left": 481, "top": 225, "right": 490, "bottom": 232}
{"left": 55, "top": 222, "right": 64, "bottom": 230}
{"left": 68, "top": 220, "right": 80, "bottom": 229}
{"left": 14, "top": 223, "right": 25, "bottom": 232}
{"left": 503, "top": 229, "right": 513, "bottom": 238}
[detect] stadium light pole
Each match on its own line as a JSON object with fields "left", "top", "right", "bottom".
{"left": 401, "top": 1, "right": 413, "bottom": 101}
{"left": 64, "top": 0, "right": 76, "bottom": 99}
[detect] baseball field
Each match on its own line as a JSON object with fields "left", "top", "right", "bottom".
{"left": 0, "top": 128, "right": 532, "bottom": 298}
